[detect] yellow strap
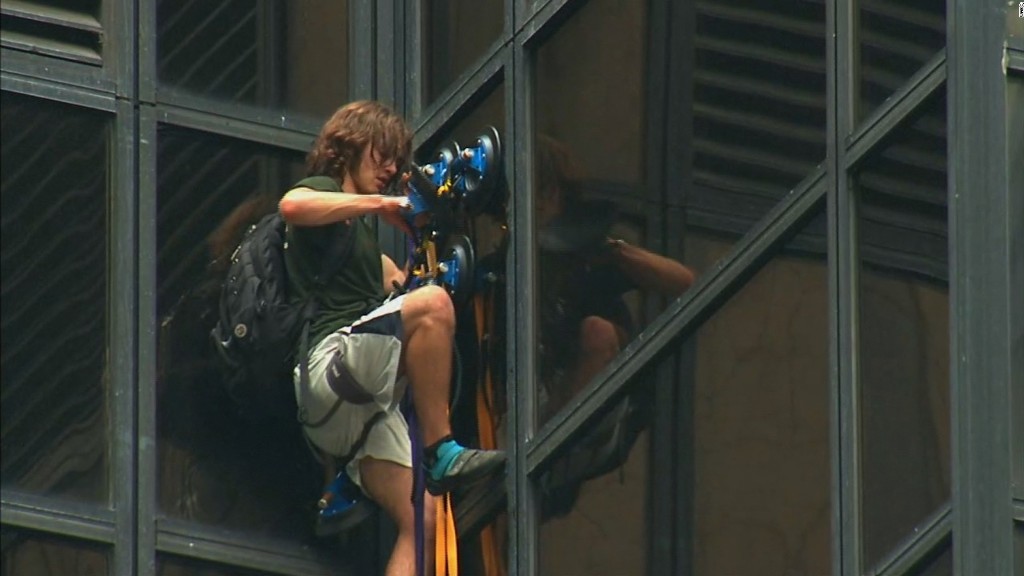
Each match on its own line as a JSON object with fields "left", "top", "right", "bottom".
{"left": 435, "top": 494, "right": 459, "bottom": 575}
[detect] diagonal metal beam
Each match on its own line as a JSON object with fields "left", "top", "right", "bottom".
{"left": 526, "top": 166, "right": 827, "bottom": 474}
{"left": 869, "top": 504, "right": 952, "bottom": 576}
{"left": 845, "top": 51, "right": 945, "bottom": 169}
{"left": 411, "top": 43, "right": 508, "bottom": 150}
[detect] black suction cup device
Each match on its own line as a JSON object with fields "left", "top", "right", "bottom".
{"left": 460, "top": 126, "right": 503, "bottom": 215}
{"left": 437, "top": 140, "right": 460, "bottom": 170}
{"left": 442, "top": 234, "right": 476, "bottom": 308}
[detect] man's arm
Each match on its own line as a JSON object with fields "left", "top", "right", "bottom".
{"left": 279, "top": 187, "right": 409, "bottom": 227}
{"left": 607, "top": 238, "right": 696, "bottom": 298}
{"left": 381, "top": 254, "right": 408, "bottom": 292}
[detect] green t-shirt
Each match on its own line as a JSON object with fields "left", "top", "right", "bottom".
{"left": 284, "top": 175, "right": 388, "bottom": 351}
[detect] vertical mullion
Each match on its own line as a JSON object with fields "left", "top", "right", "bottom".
{"left": 112, "top": 98, "right": 139, "bottom": 576}
{"left": 948, "top": 2, "right": 1016, "bottom": 575}
{"left": 665, "top": 0, "right": 696, "bottom": 569}
{"left": 406, "top": 0, "right": 424, "bottom": 118}
{"left": 509, "top": 33, "right": 537, "bottom": 576}
{"left": 137, "top": 0, "right": 155, "bottom": 104}
{"left": 832, "top": 0, "right": 862, "bottom": 574}
{"left": 116, "top": 0, "right": 142, "bottom": 571}
{"left": 644, "top": 0, "right": 674, "bottom": 572}
{"left": 136, "top": 103, "right": 158, "bottom": 576}
{"left": 351, "top": 0, "right": 375, "bottom": 101}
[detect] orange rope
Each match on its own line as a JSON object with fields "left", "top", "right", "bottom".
{"left": 474, "top": 293, "right": 506, "bottom": 576}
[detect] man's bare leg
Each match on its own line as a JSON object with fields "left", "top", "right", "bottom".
{"left": 398, "top": 285, "right": 456, "bottom": 446}
{"left": 568, "top": 315, "right": 627, "bottom": 397}
{"left": 397, "top": 285, "right": 505, "bottom": 494}
{"left": 361, "top": 457, "right": 436, "bottom": 576}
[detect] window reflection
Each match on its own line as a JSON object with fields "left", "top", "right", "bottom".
{"left": 1, "top": 529, "right": 109, "bottom": 576}
{"left": 423, "top": 0, "right": 503, "bottom": 106}
{"left": 689, "top": 0, "right": 826, "bottom": 229}
{"left": 858, "top": 0, "right": 945, "bottom": 121}
{"left": 157, "top": 0, "right": 350, "bottom": 121}
{"left": 0, "top": 93, "right": 110, "bottom": 504}
{"left": 155, "top": 127, "right": 337, "bottom": 544}
{"left": 857, "top": 91, "right": 949, "bottom": 569}
{"left": 684, "top": 217, "right": 831, "bottom": 576}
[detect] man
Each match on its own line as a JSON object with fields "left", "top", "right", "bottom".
{"left": 278, "top": 100, "right": 505, "bottom": 575}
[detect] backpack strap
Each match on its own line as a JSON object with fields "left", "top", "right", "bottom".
{"left": 297, "top": 221, "right": 358, "bottom": 429}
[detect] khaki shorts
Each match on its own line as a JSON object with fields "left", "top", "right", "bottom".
{"left": 294, "top": 295, "right": 411, "bottom": 490}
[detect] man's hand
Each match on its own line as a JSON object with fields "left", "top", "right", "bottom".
{"left": 378, "top": 195, "right": 414, "bottom": 236}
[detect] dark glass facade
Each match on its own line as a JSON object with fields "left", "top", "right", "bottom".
{"left": 1, "top": 1, "right": 1021, "bottom": 575}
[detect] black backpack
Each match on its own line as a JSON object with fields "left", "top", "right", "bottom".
{"left": 210, "top": 212, "right": 353, "bottom": 423}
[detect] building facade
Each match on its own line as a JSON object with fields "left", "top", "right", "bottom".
{"left": 1, "top": 0, "right": 1021, "bottom": 575}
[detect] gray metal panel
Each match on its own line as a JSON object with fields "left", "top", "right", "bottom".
{"left": 1, "top": 67, "right": 114, "bottom": 111}
{"left": 137, "top": 104, "right": 159, "bottom": 576}
{"left": 111, "top": 0, "right": 132, "bottom": 100}
{"left": 949, "top": 1, "right": 1017, "bottom": 574}
{"left": 0, "top": 496, "right": 115, "bottom": 544}
{"left": 1008, "top": 73, "right": 1024, "bottom": 505}
{"left": 351, "top": 0, "right": 375, "bottom": 100}
{"left": 137, "top": 0, "right": 155, "bottom": 104}
{"left": 0, "top": 44, "right": 102, "bottom": 80}
{"left": 156, "top": 519, "right": 354, "bottom": 576}
{"left": 509, "top": 38, "right": 537, "bottom": 576}
{"left": 833, "top": 1, "right": 863, "bottom": 575}
{"left": 155, "top": 102, "right": 315, "bottom": 152}
{"left": 111, "top": 97, "right": 139, "bottom": 576}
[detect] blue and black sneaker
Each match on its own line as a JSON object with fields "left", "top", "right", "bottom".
{"left": 315, "top": 470, "right": 377, "bottom": 537}
{"left": 424, "top": 438, "right": 506, "bottom": 496}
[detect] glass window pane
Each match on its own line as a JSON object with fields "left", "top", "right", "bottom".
{"left": 916, "top": 545, "right": 952, "bottom": 576}
{"left": 857, "top": 91, "right": 949, "bottom": 568}
{"left": 858, "top": 0, "right": 945, "bottom": 121}
{"left": 0, "top": 92, "right": 111, "bottom": 505}
{"left": 157, "top": 0, "right": 350, "bottom": 122}
{"left": 423, "top": 0, "right": 503, "bottom": 107}
{"left": 685, "top": 216, "right": 831, "bottom": 576}
{"left": 533, "top": 0, "right": 655, "bottom": 434}
{"left": 1, "top": 529, "right": 109, "bottom": 576}
{"left": 535, "top": 0, "right": 647, "bottom": 185}
{"left": 155, "top": 127, "right": 341, "bottom": 547}
{"left": 538, "top": 432, "right": 650, "bottom": 575}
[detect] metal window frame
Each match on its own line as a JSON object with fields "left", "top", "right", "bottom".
{"left": 948, "top": 3, "right": 1021, "bottom": 576}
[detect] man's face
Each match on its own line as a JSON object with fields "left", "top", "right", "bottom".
{"left": 348, "top": 145, "right": 398, "bottom": 195}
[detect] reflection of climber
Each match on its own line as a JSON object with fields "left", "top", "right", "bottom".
{"left": 536, "top": 135, "right": 695, "bottom": 417}
{"left": 535, "top": 135, "right": 696, "bottom": 515}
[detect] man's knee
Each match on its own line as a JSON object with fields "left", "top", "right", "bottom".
{"left": 402, "top": 285, "right": 455, "bottom": 333}
{"left": 579, "top": 316, "right": 621, "bottom": 360}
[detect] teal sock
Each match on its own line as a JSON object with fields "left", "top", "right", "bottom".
{"left": 427, "top": 438, "right": 465, "bottom": 481}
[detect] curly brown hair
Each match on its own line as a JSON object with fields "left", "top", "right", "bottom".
{"left": 306, "top": 100, "right": 413, "bottom": 181}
